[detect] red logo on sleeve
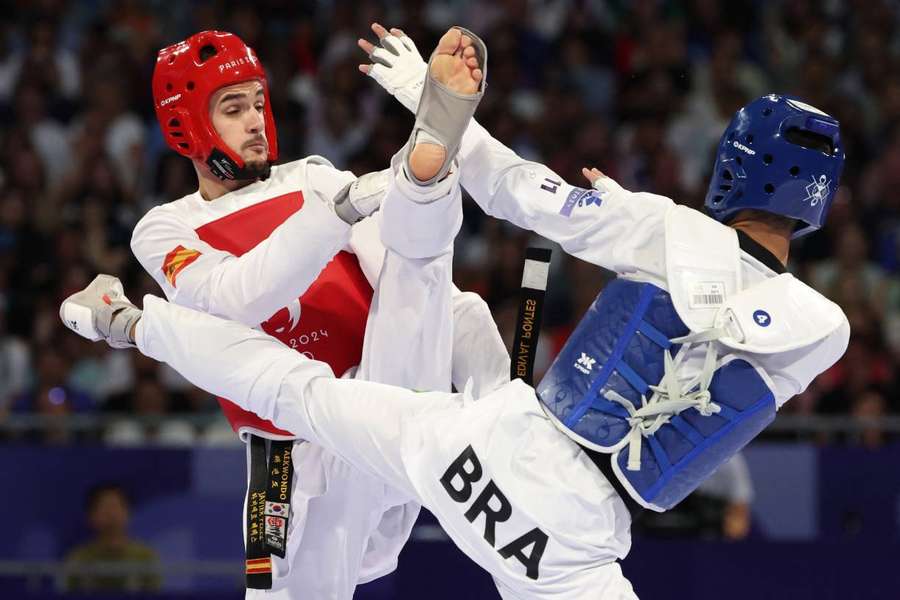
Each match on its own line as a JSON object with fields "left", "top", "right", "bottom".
{"left": 162, "top": 245, "right": 202, "bottom": 287}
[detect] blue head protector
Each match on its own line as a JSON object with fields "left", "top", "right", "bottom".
{"left": 704, "top": 94, "right": 844, "bottom": 239}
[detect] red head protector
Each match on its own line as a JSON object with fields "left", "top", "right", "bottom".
{"left": 152, "top": 30, "right": 279, "bottom": 180}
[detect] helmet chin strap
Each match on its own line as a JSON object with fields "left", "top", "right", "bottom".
{"left": 206, "top": 148, "right": 271, "bottom": 181}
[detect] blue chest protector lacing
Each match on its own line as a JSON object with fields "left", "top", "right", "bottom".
{"left": 536, "top": 278, "right": 776, "bottom": 511}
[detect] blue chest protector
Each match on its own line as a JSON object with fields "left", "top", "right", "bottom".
{"left": 536, "top": 278, "right": 776, "bottom": 512}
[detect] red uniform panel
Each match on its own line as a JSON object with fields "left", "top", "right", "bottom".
{"left": 195, "top": 192, "right": 373, "bottom": 436}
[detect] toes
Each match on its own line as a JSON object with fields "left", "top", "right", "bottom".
{"left": 472, "top": 68, "right": 483, "bottom": 83}
{"left": 463, "top": 46, "right": 476, "bottom": 58}
{"left": 390, "top": 28, "right": 405, "bottom": 36}
{"left": 466, "top": 56, "right": 479, "bottom": 68}
{"left": 436, "top": 28, "right": 462, "bottom": 54}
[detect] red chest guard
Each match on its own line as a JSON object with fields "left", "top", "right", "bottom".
{"left": 195, "top": 191, "right": 373, "bottom": 437}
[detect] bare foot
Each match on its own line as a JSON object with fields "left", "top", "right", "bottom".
{"left": 408, "top": 28, "right": 483, "bottom": 182}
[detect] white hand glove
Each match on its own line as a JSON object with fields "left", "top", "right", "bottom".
{"left": 60, "top": 274, "right": 142, "bottom": 348}
{"left": 365, "top": 32, "right": 427, "bottom": 113}
{"left": 333, "top": 168, "right": 392, "bottom": 224}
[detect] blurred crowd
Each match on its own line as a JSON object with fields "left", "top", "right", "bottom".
{"left": 1, "top": 0, "right": 898, "bottom": 446}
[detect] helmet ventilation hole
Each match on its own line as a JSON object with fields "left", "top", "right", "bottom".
{"left": 762, "top": 108, "right": 773, "bottom": 116}
{"left": 764, "top": 183, "right": 775, "bottom": 194}
{"left": 166, "top": 83, "right": 173, "bottom": 92}
{"left": 178, "top": 142, "right": 189, "bottom": 149}
{"left": 735, "top": 156, "right": 743, "bottom": 165}
{"left": 784, "top": 127, "right": 835, "bottom": 155}
{"left": 168, "top": 118, "right": 180, "bottom": 127}
{"left": 763, "top": 154, "right": 773, "bottom": 165}
{"left": 199, "top": 44, "right": 218, "bottom": 63}
{"left": 790, "top": 166, "right": 800, "bottom": 176}
{"left": 712, "top": 195, "right": 724, "bottom": 204}
{"left": 722, "top": 169, "right": 733, "bottom": 180}
{"left": 186, "top": 81, "right": 195, "bottom": 91}
{"left": 746, "top": 134, "right": 754, "bottom": 143}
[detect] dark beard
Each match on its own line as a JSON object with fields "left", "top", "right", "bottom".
{"left": 241, "top": 159, "right": 271, "bottom": 181}
{"left": 206, "top": 149, "right": 272, "bottom": 181}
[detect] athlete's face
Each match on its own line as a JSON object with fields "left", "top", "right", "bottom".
{"left": 88, "top": 489, "right": 129, "bottom": 536}
{"left": 209, "top": 80, "right": 269, "bottom": 174}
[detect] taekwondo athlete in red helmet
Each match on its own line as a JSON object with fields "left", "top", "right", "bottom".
{"left": 153, "top": 30, "right": 280, "bottom": 181}
{"left": 132, "top": 31, "right": 508, "bottom": 598}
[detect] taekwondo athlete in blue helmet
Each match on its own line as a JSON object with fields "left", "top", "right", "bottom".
{"left": 60, "top": 29, "right": 850, "bottom": 599}
{"left": 454, "top": 92, "right": 849, "bottom": 512}
{"left": 358, "top": 31, "right": 848, "bottom": 595}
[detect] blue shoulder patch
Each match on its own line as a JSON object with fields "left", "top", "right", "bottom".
{"left": 559, "top": 187, "right": 602, "bottom": 217}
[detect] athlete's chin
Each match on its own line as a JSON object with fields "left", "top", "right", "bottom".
{"left": 242, "top": 157, "right": 271, "bottom": 180}
{"left": 244, "top": 156, "right": 267, "bottom": 169}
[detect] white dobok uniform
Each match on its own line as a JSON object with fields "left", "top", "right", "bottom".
{"left": 132, "top": 122, "right": 849, "bottom": 599}
{"left": 131, "top": 157, "right": 508, "bottom": 598}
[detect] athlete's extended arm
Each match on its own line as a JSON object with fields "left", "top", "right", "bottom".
{"left": 359, "top": 24, "right": 674, "bottom": 276}
{"left": 131, "top": 164, "right": 389, "bottom": 327}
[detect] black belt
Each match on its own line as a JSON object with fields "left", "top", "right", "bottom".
{"left": 511, "top": 247, "right": 551, "bottom": 386}
{"left": 513, "top": 248, "right": 642, "bottom": 520}
{"left": 245, "top": 435, "right": 295, "bottom": 589}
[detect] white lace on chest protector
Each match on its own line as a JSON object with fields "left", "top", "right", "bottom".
{"left": 605, "top": 206, "right": 844, "bottom": 471}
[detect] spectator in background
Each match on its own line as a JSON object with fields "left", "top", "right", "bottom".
{"left": 302, "top": 33, "right": 378, "bottom": 164}
{"left": 850, "top": 387, "right": 889, "bottom": 449}
{"left": 64, "top": 484, "right": 160, "bottom": 593}
{"left": 11, "top": 80, "right": 69, "bottom": 188}
{"left": 105, "top": 376, "right": 196, "bottom": 447}
{"left": 0, "top": 0, "right": 898, "bottom": 444}
{"left": 12, "top": 342, "right": 91, "bottom": 444}
{"left": 0, "top": 17, "right": 80, "bottom": 104}
{"left": 0, "top": 295, "right": 30, "bottom": 422}
{"left": 816, "top": 335, "right": 894, "bottom": 417}
{"left": 811, "top": 222, "right": 893, "bottom": 316}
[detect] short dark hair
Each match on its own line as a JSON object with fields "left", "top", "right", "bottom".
{"left": 730, "top": 209, "right": 797, "bottom": 235}
{"left": 86, "top": 483, "right": 129, "bottom": 513}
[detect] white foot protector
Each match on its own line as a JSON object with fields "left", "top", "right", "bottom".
{"left": 60, "top": 274, "right": 142, "bottom": 348}
{"left": 403, "top": 27, "right": 487, "bottom": 187}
